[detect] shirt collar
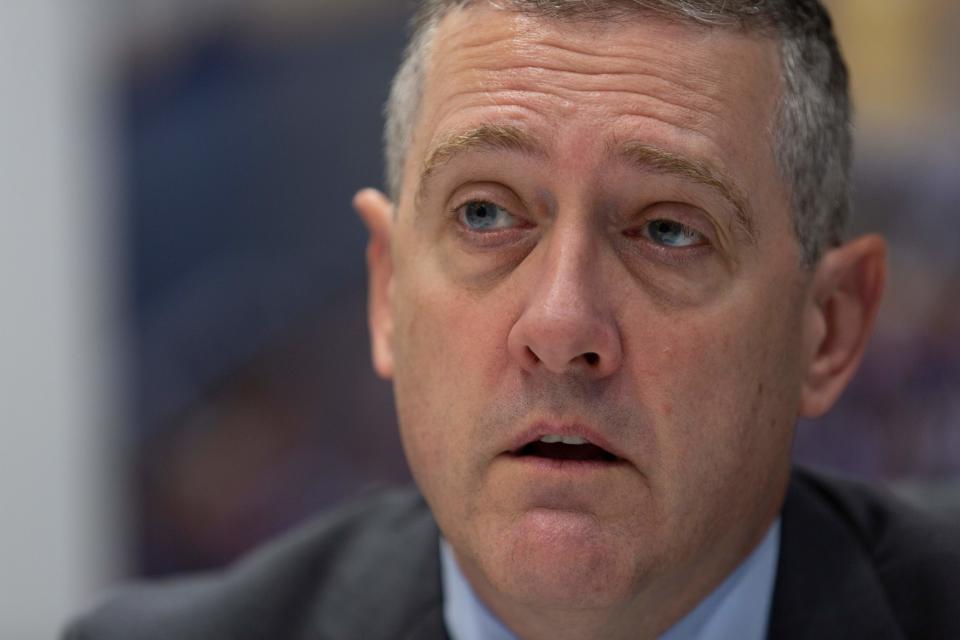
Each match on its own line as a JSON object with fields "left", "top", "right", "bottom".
{"left": 440, "top": 539, "right": 516, "bottom": 640}
{"left": 659, "top": 519, "right": 781, "bottom": 640}
{"left": 440, "top": 519, "right": 781, "bottom": 640}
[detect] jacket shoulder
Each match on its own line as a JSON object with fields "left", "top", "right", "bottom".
{"left": 783, "top": 468, "right": 960, "bottom": 638}
{"left": 64, "top": 488, "right": 443, "bottom": 640}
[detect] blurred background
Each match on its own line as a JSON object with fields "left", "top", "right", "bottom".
{"left": 1, "top": 1, "right": 958, "bottom": 637}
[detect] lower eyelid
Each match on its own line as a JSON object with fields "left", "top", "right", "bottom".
{"left": 453, "top": 227, "right": 535, "bottom": 253}
{"left": 632, "top": 237, "right": 714, "bottom": 265}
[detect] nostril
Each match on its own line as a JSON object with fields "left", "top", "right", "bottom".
{"left": 584, "top": 352, "right": 600, "bottom": 366}
{"left": 526, "top": 347, "right": 540, "bottom": 364}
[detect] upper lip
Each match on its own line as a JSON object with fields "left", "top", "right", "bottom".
{"left": 507, "top": 420, "right": 628, "bottom": 461}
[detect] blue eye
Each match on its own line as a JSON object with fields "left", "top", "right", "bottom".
{"left": 644, "top": 220, "right": 705, "bottom": 247}
{"left": 459, "top": 201, "right": 518, "bottom": 231}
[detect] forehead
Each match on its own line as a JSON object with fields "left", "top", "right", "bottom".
{"left": 407, "top": 4, "right": 784, "bottom": 209}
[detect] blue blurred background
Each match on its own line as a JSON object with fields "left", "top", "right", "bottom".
{"left": 1, "top": 1, "right": 958, "bottom": 637}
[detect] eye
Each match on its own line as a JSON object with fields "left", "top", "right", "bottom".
{"left": 642, "top": 219, "right": 706, "bottom": 248}
{"left": 457, "top": 200, "right": 520, "bottom": 231}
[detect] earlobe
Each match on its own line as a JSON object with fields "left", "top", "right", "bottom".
{"left": 799, "top": 234, "right": 886, "bottom": 418}
{"left": 353, "top": 188, "right": 396, "bottom": 379}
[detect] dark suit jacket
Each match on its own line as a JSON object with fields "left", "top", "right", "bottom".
{"left": 65, "top": 468, "right": 960, "bottom": 639}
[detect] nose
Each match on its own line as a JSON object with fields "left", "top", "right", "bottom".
{"left": 507, "top": 225, "right": 623, "bottom": 378}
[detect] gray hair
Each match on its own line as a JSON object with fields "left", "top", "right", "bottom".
{"left": 384, "top": 0, "right": 851, "bottom": 265}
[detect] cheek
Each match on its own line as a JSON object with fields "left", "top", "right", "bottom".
{"left": 390, "top": 272, "right": 516, "bottom": 486}
{"left": 627, "top": 314, "right": 753, "bottom": 422}
{"left": 395, "top": 277, "right": 513, "bottom": 390}
{"left": 632, "top": 290, "right": 804, "bottom": 486}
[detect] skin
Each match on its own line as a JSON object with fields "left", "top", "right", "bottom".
{"left": 355, "top": 4, "right": 886, "bottom": 638}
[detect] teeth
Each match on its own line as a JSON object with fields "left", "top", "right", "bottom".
{"left": 539, "top": 435, "right": 589, "bottom": 445}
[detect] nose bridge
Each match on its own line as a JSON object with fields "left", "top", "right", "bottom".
{"left": 508, "top": 217, "right": 622, "bottom": 376}
{"left": 537, "top": 219, "right": 602, "bottom": 316}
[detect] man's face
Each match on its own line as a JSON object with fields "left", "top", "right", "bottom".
{"left": 377, "top": 4, "right": 813, "bottom": 613}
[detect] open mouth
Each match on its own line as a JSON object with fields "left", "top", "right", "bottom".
{"left": 514, "top": 435, "right": 620, "bottom": 463}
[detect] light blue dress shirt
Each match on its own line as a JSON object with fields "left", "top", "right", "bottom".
{"left": 440, "top": 519, "right": 781, "bottom": 640}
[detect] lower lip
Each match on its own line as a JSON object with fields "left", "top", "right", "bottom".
{"left": 507, "top": 454, "right": 626, "bottom": 474}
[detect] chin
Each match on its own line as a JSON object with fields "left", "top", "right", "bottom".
{"left": 476, "top": 510, "right": 647, "bottom": 610}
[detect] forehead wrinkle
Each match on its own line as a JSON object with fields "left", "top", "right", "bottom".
{"left": 488, "top": 80, "right": 723, "bottom": 133}
{"left": 493, "top": 49, "right": 721, "bottom": 100}
{"left": 470, "top": 64, "right": 722, "bottom": 115}
{"left": 447, "top": 58, "right": 726, "bottom": 137}
{"left": 435, "top": 76, "right": 725, "bottom": 150}
{"left": 439, "top": 11, "right": 727, "bottom": 93}
{"left": 614, "top": 139, "right": 756, "bottom": 244}
{"left": 452, "top": 38, "right": 723, "bottom": 102}
{"left": 415, "top": 123, "right": 547, "bottom": 207}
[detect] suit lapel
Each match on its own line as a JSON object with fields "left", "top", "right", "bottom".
{"left": 402, "top": 605, "right": 450, "bottom": 640}
{"left": 767, "top": 470, "right": 904, "bottom": 640}
{"left": 307, "top": 492, "right": 450, "bottom": 640}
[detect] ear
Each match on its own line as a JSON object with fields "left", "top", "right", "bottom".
{"left": 354, "top": 188, "right": 395, "bottom": 379}
{"left": 799, "top": 234, "right": 887, "bottom": 418}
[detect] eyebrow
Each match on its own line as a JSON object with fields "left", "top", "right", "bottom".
{"left": 615, "top": 140, "right": 756, "bottom": 244}
{"left": 416, "top": 124, "right": 546, "bottom": 206}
